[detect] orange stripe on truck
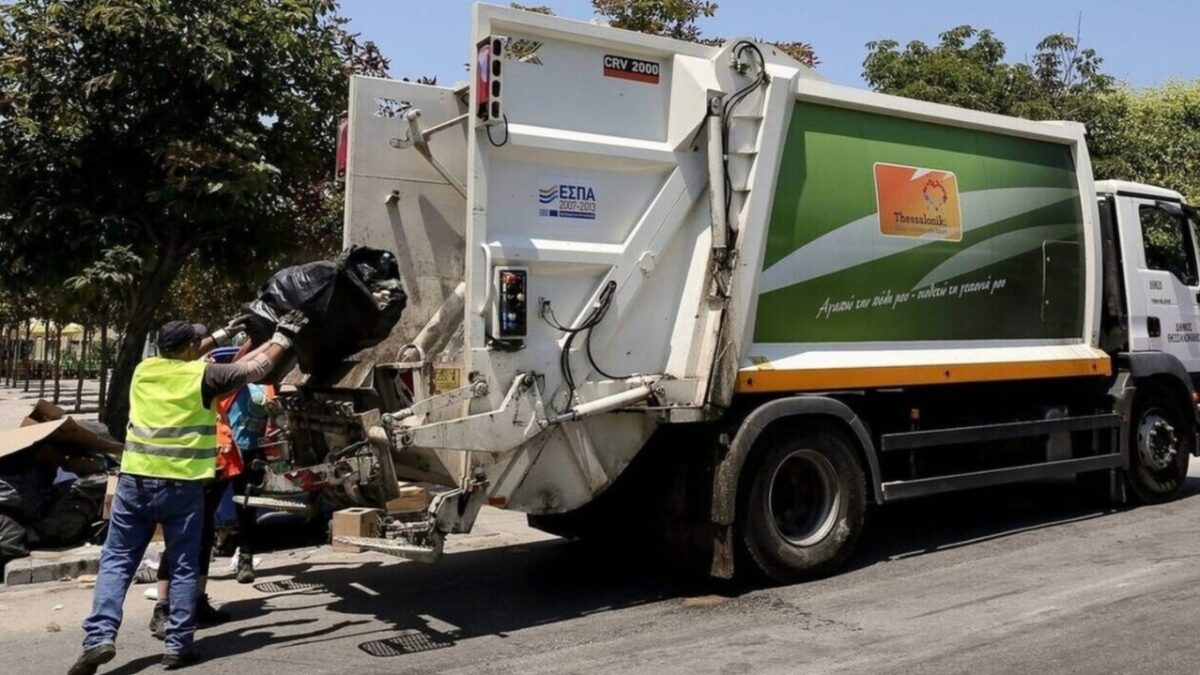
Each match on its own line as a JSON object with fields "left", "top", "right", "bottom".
{"left": 735, "top": 357, "right": 1112, "bottom": 394}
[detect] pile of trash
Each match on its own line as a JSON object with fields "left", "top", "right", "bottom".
{"left": 0, "top": 401, "right": 121, "bottom": 572}
{"left": 240, "top": 246, "right": 407, "bottom": 375}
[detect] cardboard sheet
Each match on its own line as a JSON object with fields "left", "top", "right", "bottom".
{"left": 0, "top": 400, "right": 122, "bottom": 462}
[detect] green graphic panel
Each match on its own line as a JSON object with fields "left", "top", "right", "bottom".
{"left": 755, "top": 102, "right": 1086, "bottom": 343}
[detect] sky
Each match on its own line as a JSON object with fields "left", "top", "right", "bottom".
{"left": 339, "top": 0, "right": 1199, "bottom": 90}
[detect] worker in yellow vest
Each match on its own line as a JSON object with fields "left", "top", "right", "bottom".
{"left": 70, "top": 311, "right": 306, "bottom": 675}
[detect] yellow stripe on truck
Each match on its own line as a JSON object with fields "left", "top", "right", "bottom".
{"left": 735, "top": 357, "right": 1112, "bottom": 394}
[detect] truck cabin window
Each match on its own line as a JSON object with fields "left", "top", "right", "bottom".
{"left": 1140, "top": 205, "right": 1199, "bottom": 286}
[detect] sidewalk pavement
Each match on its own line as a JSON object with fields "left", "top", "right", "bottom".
{"left": 0, "top": 380, "right": 102, "bottom": 429}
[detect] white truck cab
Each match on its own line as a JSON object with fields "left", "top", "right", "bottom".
{"left": 1097, "top": 181, "right": 1200, "bottom": 379}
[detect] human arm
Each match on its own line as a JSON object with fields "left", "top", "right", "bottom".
{"left": 201, "top": 314, "right": 252, "bottom": 353}
{"left": 200, "top": 311, "right": 306, "bottom": 406}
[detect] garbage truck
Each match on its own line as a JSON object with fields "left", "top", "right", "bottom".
{"left": 253, "top": 3, "right": 1200, "bottom": 582}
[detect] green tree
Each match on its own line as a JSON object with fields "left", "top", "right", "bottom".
{"left": 594, "top": 0, "right": 717, "bottom": 41}
{"left": 65, "top": 245, "right": 142, "bottom": 419}
{"left": 862, "top": 26, "right": 1124, "bottom": 174}
{"left": 863, "top": 26, "right": 1114, "bottom": 117}
{"left": 1110, "top": 82, "right": 1200, "bottom": 203}
{"left": 0, "top": 0, "right": 387, "bottom": 435}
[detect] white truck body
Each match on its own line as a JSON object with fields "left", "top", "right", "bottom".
{"left": 281, "top": 4, "right": 1198, "bottom": 580}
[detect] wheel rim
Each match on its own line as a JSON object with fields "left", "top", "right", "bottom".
{"left": 1137, "top": 407, "right": 1179, "bottom": 472}
{"left": 767, "top": 449, "right": 841, "bottom": 547}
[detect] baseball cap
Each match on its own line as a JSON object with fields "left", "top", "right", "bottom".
{"left": 156, "top": 321, "right": 207, "bottom": 353}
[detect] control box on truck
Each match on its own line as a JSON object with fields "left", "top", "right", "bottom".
{"left": 251, "top": 4, "right": 1200, "bottom": 581}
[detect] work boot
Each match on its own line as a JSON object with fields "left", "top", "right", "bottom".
{"left": 148, "top": 602, "right": 168, "bottom": 640}
{"left": 67, "top": 643, "right": 115, "bottom": 675}
{"left": 195, "top": 594, "right": 231, "bottom": 627}
{"left": 235, "top": 552, "right": 255, "bottom": 584}
{"left": 161, "top": 650, "right": 201, "bottom": 670}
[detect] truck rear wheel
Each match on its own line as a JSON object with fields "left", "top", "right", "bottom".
{"left": 1127, "top": 382, "right": 1192, "bottom": 504}
{"left": 738, "top": 424, "right": 865, "bottom": 583}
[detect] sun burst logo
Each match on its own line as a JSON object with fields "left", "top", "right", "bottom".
{"left": 923, "top": 178, "right": 949, "bottom": 211}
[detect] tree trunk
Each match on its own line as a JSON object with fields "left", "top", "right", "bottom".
{"left": 38, "top": 315, "right": 49, "bottom": 398}
{"left": 1, "top": 319, "right": 9, "bottom": 384}
{"left": 23, "top": 318, "right": 32, "bottom": 392}
{"left": 7, "top": 324, "right": 16, "bottom": 387}
{"left": 75, "top": 327, "right": 89, "bottom": 413}
{"left": 104, "top": 244, "right": 190, "bottom": 440}
{"left": 52, "top": 322, "right": 64, "bottom": 404}
{"left": 98, "top": 318, "right": 109, "bottom": 420}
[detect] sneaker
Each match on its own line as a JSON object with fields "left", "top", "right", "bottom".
{"left": 235, "top": 552, "right": 255, "bottom": 584}
{"left": 67, "top": 643, "right": 116, "bottom": 675}
{"left": 148, "top": 602, "right": 168, "bottom": 640}
{"left": 196, "top": 594, "right": 231, "bottom": 627}
{"left": 161, "top": 650, "right": 201, "bottom": 670}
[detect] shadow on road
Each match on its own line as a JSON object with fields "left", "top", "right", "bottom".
{"left": 849, "top": 475, "right": 1200, "bottom": 569}
{"left": 201, "top": 536, "right": 694, "bottom": 660}
{"left": 191, "top": 475, "right": 1200, "bottom": 663}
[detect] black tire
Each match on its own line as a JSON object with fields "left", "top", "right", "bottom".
{"left": 738, "top": 423, "right": 866, "bottom": 584}
{"left": 1127, "top": 382, "right": 1192, "bottom": 504}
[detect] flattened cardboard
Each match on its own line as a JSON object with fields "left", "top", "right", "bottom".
{"left": 0, "top": 400, "right": 122, "bottom": 462}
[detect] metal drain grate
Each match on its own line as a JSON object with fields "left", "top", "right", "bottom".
{"left": 358, "top": 631, "right": 455, "bottom": 657}
{"left": 253, "top": 580, "right": 324, "bottom": 593}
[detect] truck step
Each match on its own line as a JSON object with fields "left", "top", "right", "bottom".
{"left": 880, "top": 413, "right": 1119, "bottom": 451}
{"left": 234, "top": 495, "right": 314, "bottom": 515}
{"left": 880, "top": 453, "right": 1124, "bottom": 502}
{"left": 332, "top": 535, "right": 443, "bottom": 563}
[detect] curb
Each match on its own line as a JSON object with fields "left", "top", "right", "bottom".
{"left": 3, "top": 548, "right": 102, "bottom": 586}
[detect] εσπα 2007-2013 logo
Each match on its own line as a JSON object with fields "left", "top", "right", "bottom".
{"left": 538, "top": 180, "right": 597, "bottom": 221}
{"left": 874, "top": 162, "right": 962, "bottom": 241}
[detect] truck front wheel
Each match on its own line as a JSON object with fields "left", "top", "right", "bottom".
{"left": 1127, "top": 382, "right": 1192, "bottom": 504}
{"left": 739, "top": 424, "right": 866, "bottom": 583}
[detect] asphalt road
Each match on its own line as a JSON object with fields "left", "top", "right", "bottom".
{"left": 5, "top": 466, "right": 1200, "bottom": 675}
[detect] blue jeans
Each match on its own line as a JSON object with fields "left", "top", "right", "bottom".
{"left": 81, "top": 474, "right": 205, "bottom": 654}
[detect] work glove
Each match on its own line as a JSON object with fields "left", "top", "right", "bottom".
{"left": 211, "top": 314, "right": 250, "bottom": 347}
{"left": 270, "top": 309, "right": 309, "bottom": 350}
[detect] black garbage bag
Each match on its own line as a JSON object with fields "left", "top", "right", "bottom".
{"left": 0, "top": 514, "right": 28, "bottom": 568}
{"left": 33, "top": 474, "right": 105, "bottom": 547}
{"left": 0, "top": 468, "right": 51, "bottom": 523}
{"left": 241, "top": 246, "right": 407, "bottom": 374}
{"left": 0, "top": 477, "right": 20, "bottom": 515}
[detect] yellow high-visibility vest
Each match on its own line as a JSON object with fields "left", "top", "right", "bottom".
{"left": 120, "top": 357, "right": 217, "bottom": 481}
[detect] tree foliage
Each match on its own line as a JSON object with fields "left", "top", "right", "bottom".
{"left": 1105, "top": 82, "right": 1200, "bottom": 203}
{"left": 863, "top": 24, "right": 1200, "bottom": 221}
{"left": 863, "top": 26, "right": 1114, "bottom": 119}
{"left": 594, "top": 0, "right": 717, "bottom": 41}
{"left": 513, "top": 1, "right": 818, "bottom": 68}
{"left": 0, "top": 0, "right": 386, "bottom": 433}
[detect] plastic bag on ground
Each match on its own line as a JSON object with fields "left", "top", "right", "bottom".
{"left": 241, "top": 246, "right": 407, "bottom": 374}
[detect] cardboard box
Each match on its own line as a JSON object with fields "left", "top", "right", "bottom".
{"left": 331, "top": 507, "right": 381, "bottom": 553}
{"left": 385, "top": 483, "right": 428, "bottom": 515}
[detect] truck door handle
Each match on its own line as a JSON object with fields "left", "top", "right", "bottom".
{"left": 1148, "top": 316, "right": 1162, "bottom": 337}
